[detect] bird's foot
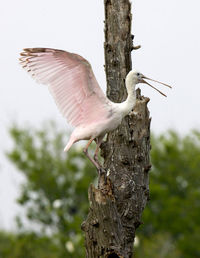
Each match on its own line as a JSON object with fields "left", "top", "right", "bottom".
{"left": 97, "top": 166, "right": 105, "bottom": 175}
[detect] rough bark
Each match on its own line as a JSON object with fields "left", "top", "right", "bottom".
{"left": 81, "top": 1, "right": 151, "bottom": 257}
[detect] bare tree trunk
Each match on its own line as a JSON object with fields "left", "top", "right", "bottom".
{"left": 81, "top": 1, "right": 151, "bottom": 257}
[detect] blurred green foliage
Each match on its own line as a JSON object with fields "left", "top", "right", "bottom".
{"left": 0, "top": 231, "right": 60, "bottom": 258}
{"left": 135, "top": 130, "right": 200, "bottom": 258}
{"left": 6, "top": 122, "right": 96, "bottom": 257}
{"left": 2, "top": 123, "right": 200, "bottom": 257}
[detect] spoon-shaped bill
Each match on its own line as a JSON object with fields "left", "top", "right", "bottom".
{"left": 141, "top": 79, "right": 167, "bottom": 97}
{"left": 143, "top": 76, "right": 172, "bottom": 89}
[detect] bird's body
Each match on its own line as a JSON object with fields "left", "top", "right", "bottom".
{"left": 65, "top": 77, "right": 136, "bottom": 152}
{"left": 20, "top": 48, "right": 171, "bottom": 169}
{"left": 65, "top": 99, "right": 134, "bottom": 151}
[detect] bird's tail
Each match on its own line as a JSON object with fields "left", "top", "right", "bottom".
{"left": 64, "top": 138, "right": 75, "bottom": 152}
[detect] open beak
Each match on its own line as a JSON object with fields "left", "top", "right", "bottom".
{"left": 140, "top": 75, "right": 172, "bottom": 97}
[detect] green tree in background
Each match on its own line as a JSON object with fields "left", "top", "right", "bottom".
{"left": 0, "top": 231, "right": 60, "bottom": 258}
{"left": 7, "top": 122, "right": 96, "bottom": 257}
{"left": 2, "top": 124, "right": 200, "bottom": 257}
{"left": 135, "top": 130, "right": 200, "bottom": 258}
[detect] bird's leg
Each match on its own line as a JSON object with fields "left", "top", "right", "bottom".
{"left": 93, "top": 145, "right": 102, "bottom": 171}
{"left": 94, "top": 136, "right": 104, "bottom": 163}
{"left": 94, "top": 145, "right": 100, "bottom": 162}
{"left": 83, "top": 138, "right": 101, "bottom": 170}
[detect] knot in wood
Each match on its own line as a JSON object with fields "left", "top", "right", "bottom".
{"left": 107, "top": 253, "right": 120, "bottom": 258}
{"left": 144, "top": 164, "right": 152, "bottom": 173}
{"left": 92, "top": 219, "right": 99, "bottom": 227}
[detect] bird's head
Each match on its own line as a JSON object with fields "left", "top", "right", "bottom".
{"left": 126, "top": 69, "right": 172, "bottom": 97}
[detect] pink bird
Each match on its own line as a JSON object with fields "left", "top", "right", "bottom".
{"left": 19, "top": 48, "right": 171, "bottom": 170}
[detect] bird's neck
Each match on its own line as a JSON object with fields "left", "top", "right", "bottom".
{"left": 120, "top": 80, "right": 136, "bottom": 117}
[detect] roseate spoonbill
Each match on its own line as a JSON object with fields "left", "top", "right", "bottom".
{"left": 19, "top": 48, "right": 171, "bottom": 169}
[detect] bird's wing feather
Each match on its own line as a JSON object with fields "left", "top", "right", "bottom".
{"left": 20, "top": 48, "right": 111, "bottom": 127}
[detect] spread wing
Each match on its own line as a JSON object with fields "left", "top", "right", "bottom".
{"left": 19, "top": 48, "right": 111, "bottom": 127}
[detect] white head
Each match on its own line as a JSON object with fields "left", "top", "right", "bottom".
{"left": 126, "top": 69, "right": 144, "bottom": 85}
{"left": 126, "top": 69, "right": 172, "bottom": 97}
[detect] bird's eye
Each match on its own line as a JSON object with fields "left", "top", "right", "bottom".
{"left": 137, "top": 73, "right": 140, "bottom": 76}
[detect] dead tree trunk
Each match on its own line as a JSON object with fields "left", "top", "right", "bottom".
{"left": 81, "top": 1, "right": 151, "bottom": 257}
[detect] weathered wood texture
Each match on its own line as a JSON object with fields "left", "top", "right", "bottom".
{"left": 82, "top": 1, "right": 151, "bottom": 257}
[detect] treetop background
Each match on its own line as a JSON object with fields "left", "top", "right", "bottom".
{"left": 0, "top": 122, "right": 199, "bottom": 257}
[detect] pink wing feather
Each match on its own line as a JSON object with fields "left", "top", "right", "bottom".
{"left": 19, "top": 48, "right": 111, "bottom": 127}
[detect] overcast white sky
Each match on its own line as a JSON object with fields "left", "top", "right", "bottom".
{"left": 0, "top": 0, "right": 200, "bottom": 230}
